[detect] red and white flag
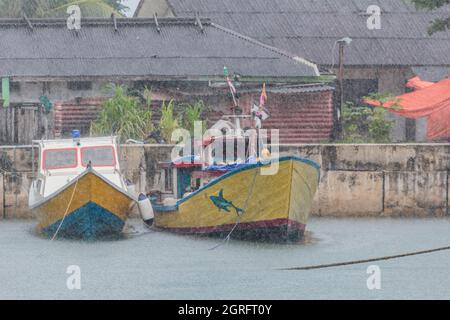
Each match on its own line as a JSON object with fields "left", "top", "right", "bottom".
{"left": 259, "top": 83, "right": 267, "bottom": 108}
{"left": 226, "top": 77, "right": 237, "bottom": 95}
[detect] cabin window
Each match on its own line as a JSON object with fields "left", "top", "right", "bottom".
{"left": 192, "top": 178, "right": 201, "bottom": 191}
{"left": 164, "top": 168, "right": 173, "bottom": 192}
{"left": 36, "top": 179, "right": 43, "bottom": 193}
{"left": 43, "top": 149, "right": 77, "bottom": 170}
{"left": 81, "top": 146, "right": 116, "bottom": 167}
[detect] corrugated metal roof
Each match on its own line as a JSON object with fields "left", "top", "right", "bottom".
{"left": 169, "top": 0, "right": 450, "bottom": 14}
{"left": 164, "top": 0, "right": 450, "bottom": 67}
{"left": 0, "top": 17, "right": 319, "bottom": 78}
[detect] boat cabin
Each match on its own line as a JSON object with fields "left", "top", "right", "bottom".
{"left": 31, "top": 136, "right": 125, "bottom": 199}
{"left": 152, "top": 122, "right": 268, "bottom": 207}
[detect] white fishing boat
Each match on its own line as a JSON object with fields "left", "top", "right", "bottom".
{"left": 29, "top": 133, "right": 154, "bottom": 240}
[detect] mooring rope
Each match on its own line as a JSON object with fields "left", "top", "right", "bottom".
{"left": 209, "top": 167, "right": 259, "bottom": 250}
{"left": 32, "top": 179, "right": 79, "bottom": 259}
{"left": 279, "top": 245, "right": 450, "bottom": 271}
{"left": 50, "top": 179, "right": 78, "bottom": 241}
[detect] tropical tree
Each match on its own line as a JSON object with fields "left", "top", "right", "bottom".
{"left": 90, "top": 85, "right": 153, "bottom": 142}
{"left": 159, "top": 100, "right": 180, "bottom": 144}
{"left": 341, "top": 102, "right": 394, "bottom": 143}
{"left": 411, "top": 0, "right": 450, "bottom": 34}
{"left": 180, "top": 101, "right": 208, "bottom": 135}
{"left": 341, "top": 93, "right": 400, "bottom": 143}
{"left": 0, "top": 0, "right": 128, "bottom": 18}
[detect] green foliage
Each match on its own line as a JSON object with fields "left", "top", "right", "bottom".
{"left": 411, "top": 0, "right": 450, "bottom": 34}
{"left": 90, "top": 84, "right": 209, "bottom": 144}
{"left": 142, "top": 86, "right": 152, "bottom": 108}
{"left": 365, "top": 92, "right": 402, "bottom": 110}
{"left": 341, "top": 101, "right": 394, "bottom": 143}
{"left": 0, "top": 0, "right": 127, "bottom": 18}
{"left": 342, "top": 102, "right": 368, "bottom": 143}
{"left": 367, "top": 107, "right": 394, "bottom": 143}
{"left": 90, "top": 84, "right": 153, "bottom": 142}
{"left": 157, "top": 100, "right": 209, "bottom": 143}
{"left": 159, "top": 100, "right": 180, "bottom": 144}
{"left": 180, "top": 101, "right": 208, "bottom": 135}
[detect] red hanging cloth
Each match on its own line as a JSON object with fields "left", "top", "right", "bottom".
{"left": 365, "top": 77, "right": 450, "bottom": 140}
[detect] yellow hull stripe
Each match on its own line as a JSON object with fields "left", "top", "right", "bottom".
{"left": 34, "top": 172, "right": 133, "bottom": 230}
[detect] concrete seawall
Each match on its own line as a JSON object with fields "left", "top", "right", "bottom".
{"left": 0, "top": 144, "right": 449, "bottom": 219}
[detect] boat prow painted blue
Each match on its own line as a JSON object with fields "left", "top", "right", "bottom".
{"left": 42, "top": 201, "right": 126, "bottom": 240}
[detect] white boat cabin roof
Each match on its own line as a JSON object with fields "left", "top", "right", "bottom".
{"left": 34, "top": 136, "right": 118, "bottom": 149}
{"left": 33, "top": 136, "right": 120, "bottom": 175}
{"left": 31, "top": 136, "right": 126, "bottom": 198}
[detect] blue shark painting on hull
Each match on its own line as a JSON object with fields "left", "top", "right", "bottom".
{"left": 209, "top": 189, "right": 244, "bottom": 215}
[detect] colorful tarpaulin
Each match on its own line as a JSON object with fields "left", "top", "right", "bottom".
{"left": 365, "top": 77, "right": 450, "bottom": 140}
{"left": 406, "top": 76, "right": 434, "bottom": 90}
{"left": 172, "top": 155, "right": 203, "bottom": 168}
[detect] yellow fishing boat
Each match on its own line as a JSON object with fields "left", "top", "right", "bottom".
{"left": 151, "top": 74, "right": 320, "bottom": 242}
{"left": 29, "top": 134, "right": 153, "bottom": 240}
{"left": 152, "top": 154, "right": 320, "bottom": 242}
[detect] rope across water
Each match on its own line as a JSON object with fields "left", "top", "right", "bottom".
{"left": 279, "top": 245, "right": 450, "bottom": 270}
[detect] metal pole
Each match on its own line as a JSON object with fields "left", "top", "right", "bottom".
{"left": 31, "top": 143, "right": 35, "bottom": 178}
{"left": 2, "top": 173, "right": 5, "bottom": 220}
{"left": 336, "top": 42, "right": 345, "bottom": 140}
{"left": 13, "top": 147, "right": 16, "bottom": 218}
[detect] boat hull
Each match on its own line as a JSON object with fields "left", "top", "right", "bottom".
{"left": 33, "top": 170, "right": 134, "bottom": 240}
{"left": 42, "top": 201, "right": 126, "bottom": 240}
{"left": 154, "top": 156, "right": 320, "bottom": 242}
{"left": 162, "top": 219, "right": 306, "bottom": 243}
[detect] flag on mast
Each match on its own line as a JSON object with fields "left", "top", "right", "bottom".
{"left": 224, "top": 66, "right": 238, "bottom": 107}
{"left": 252, "top": 83, "right": 270, "bottom": 129}
{"left": 259, "top": 82, "right": 267, "bottom": 108}
{"left": 227, "top": 76, "right": 237, "bottom": 95}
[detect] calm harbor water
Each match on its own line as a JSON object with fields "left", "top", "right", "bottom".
{"left": 1, "top": 218, "right": 450, "bottom": 299}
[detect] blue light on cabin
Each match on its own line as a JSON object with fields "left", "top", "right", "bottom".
{"left": 72, "top": 130, "right": 81, "bottom": 139}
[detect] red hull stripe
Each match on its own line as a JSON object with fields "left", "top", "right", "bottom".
{"left": 157, "top": 218, "right": 306, "bottom": 235}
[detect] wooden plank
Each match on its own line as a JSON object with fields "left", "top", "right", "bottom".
{"left": 0, "top": 105, "right": 50, "bottom": 144}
